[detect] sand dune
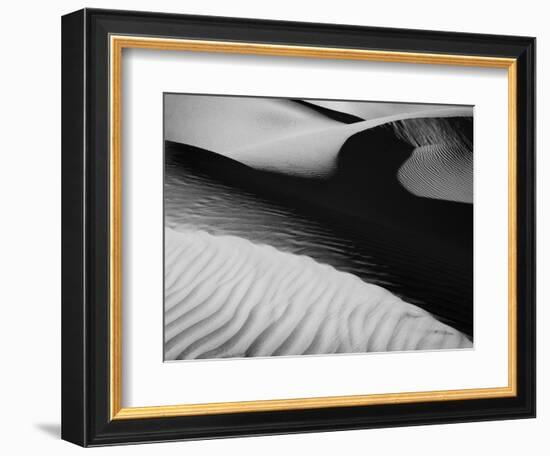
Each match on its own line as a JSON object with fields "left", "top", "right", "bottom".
{"left": 165, "top": 95, "right": 472, "bottom": 201}
{"left": 164, "top": 229, "right": 472, "bottom": 361}
{"left": 225, "top": 107, "right": 471, "bottom": 179}
{"left": 165, "top": 96, "right": 338, "bottom": 156}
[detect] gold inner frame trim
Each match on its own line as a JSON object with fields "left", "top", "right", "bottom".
{"left": 109, "top": 35, "right": 518, "bottom": 420}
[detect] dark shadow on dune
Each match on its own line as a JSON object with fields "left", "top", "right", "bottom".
{"left": 291, "top": 99, "right": 365, "bottom": 124}
{"left": 164, "top": 117, "right": 473, "bottom": 337}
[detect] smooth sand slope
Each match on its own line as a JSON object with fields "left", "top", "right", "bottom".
{"left": 165, "top": 229, "right": 472, "bottom": 361}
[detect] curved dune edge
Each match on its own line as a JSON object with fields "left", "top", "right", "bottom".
{"left": 164, "top": 229, "right": 472, "bottom": 361}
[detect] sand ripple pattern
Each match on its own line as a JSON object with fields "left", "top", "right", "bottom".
{"left": 392, "top": 116, "right": 473, "bottom": 203}
{"left": 164, "top": 229, "right": 472, "bottom": 360}
{"left": 398, "top": 143, "right": 473, "bottom": 203}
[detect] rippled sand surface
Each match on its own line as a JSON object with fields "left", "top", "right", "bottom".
{"left": 165, "top": 229, "right": 472, "bottom": 360}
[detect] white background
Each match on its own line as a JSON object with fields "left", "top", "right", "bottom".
{"left": 123, "top": 51, "right": 508, "bottom": 407}
{"left": 0, "top": 0, "right": 546, "bottom": 454}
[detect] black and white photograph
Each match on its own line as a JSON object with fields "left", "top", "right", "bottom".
{"left": 163, "top": 94, "right": 474, "bottom": 361}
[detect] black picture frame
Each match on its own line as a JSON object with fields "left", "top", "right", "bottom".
{"left": 62, "top": 8, "right": 535, "bottom": 447}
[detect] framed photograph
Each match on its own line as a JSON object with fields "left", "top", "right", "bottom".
{"left": 61, "top": 8, "right": 535, "bottom": 447}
